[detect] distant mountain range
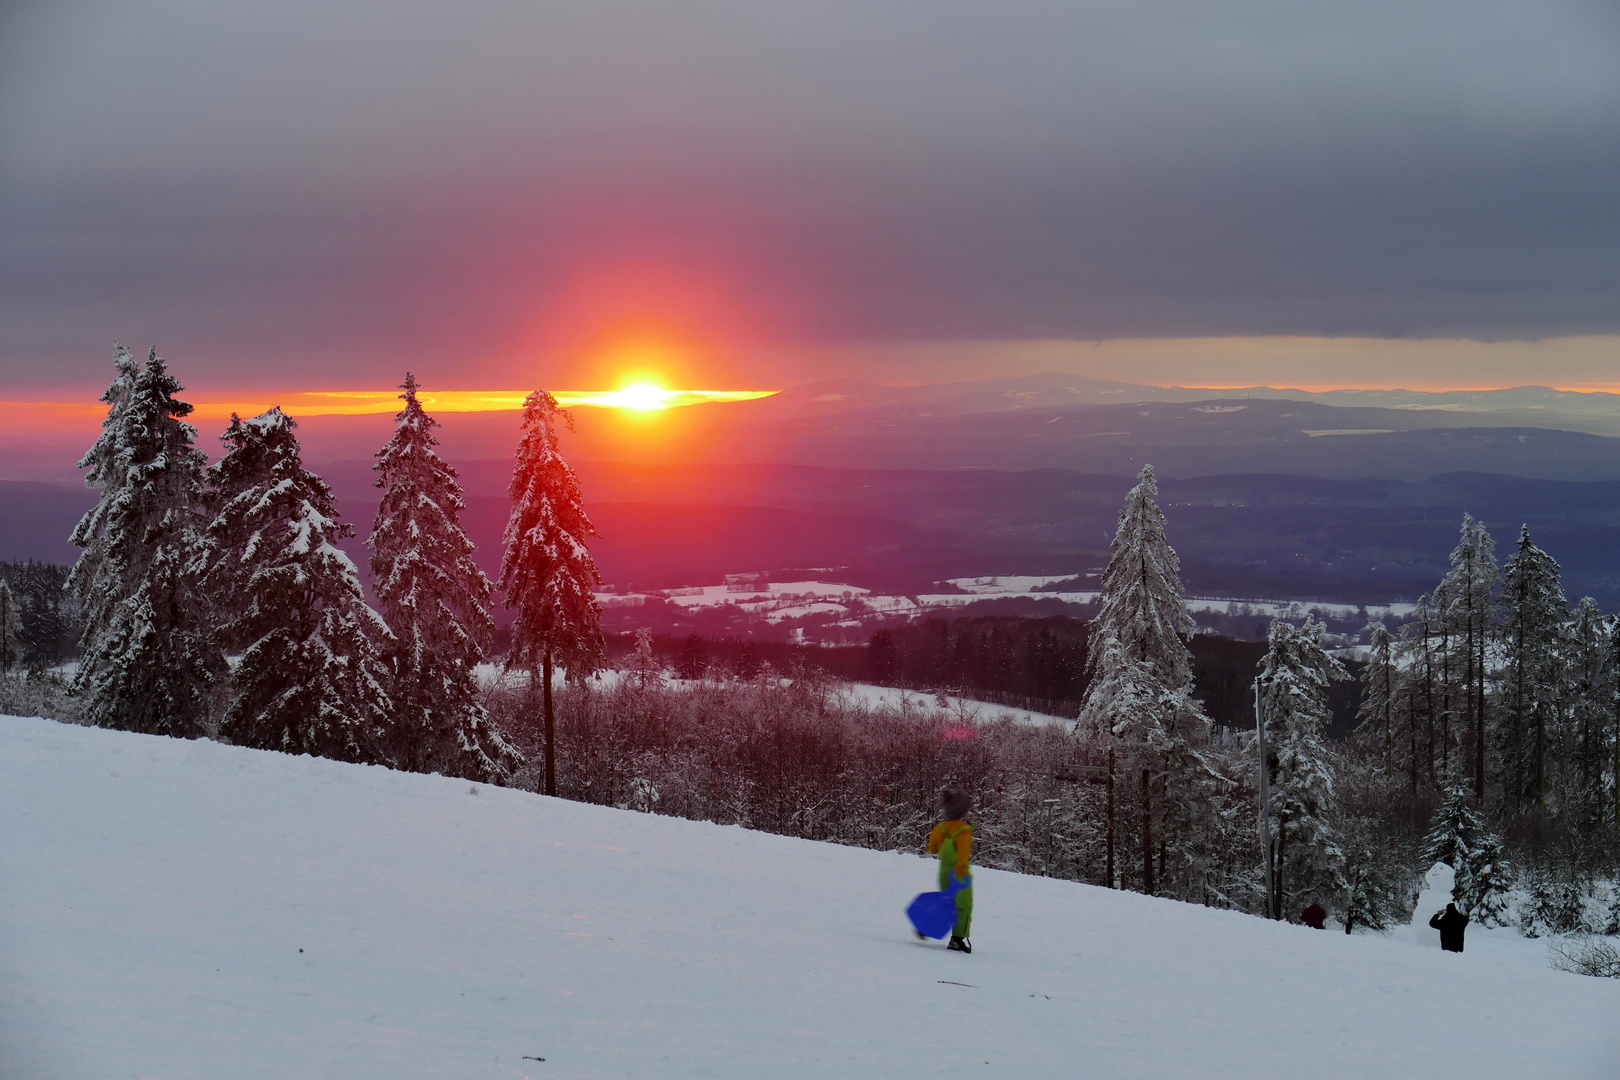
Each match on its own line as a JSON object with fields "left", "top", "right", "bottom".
{"left": 12, "top": 372, "right": 1620, "bottom": 608}
{"left": 258, "top": 373, "right": 1620, "bottom": 484}
{"left": 14, "top": 464, "right": 1620, "bottom": 608}
{"left": 732, "top": 373, "right": 1620, "bottom": 431}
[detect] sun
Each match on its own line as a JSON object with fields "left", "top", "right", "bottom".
{"left": 614, "top": 383, "right": 674, "bottom": 410}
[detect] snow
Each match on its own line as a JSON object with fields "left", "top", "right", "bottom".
{"left": 5, "top": 713, "right": 1617, "bottom": 1079}
{"left": 949, "top": 575, "right": 1078, "bottom": 594}
{"left": 836, "top": 682, "right": 1073, "bottom": 728}
{"left": 658, "top": 581, "right": 871, "bottom": 608}
{"left": 592, "top": 576, "right": 1416, "bottom": 643}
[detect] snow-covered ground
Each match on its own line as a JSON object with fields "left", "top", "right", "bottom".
{"left": 5, "top": 714, "right": 1616, "bottom": 1079}
{"left": 595, "top": 575, "right": 1416, "bottom": 642}
{"left": 836, "top": 682, "right": 1073, "bottom": 728}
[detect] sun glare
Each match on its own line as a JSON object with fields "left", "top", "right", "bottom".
{"left": 614, "top": 383, "right": 674, "bottom": 410}
{"left": 83, "top": 386, "right": 780, "bottom": 420}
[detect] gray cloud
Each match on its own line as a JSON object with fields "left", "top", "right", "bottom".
{"left": 2, "top": 0, "right": 1617, "bottom": 388}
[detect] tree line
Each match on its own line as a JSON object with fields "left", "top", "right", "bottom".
{"left": 0, "top": 560, "right": 80, "bottom": 672}
{"left": 1354, "top": 517, "right": 1620, "bottom": 862}
{"left": 1076, "top": 467, "right": 1617, "bottom": 931}
{"left": 21, "top": 344, "right": 1620, "bottom": 937}
{"left": 51, "top": 345, "right": 609, "bottom": 786}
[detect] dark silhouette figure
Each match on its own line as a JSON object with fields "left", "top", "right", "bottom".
{"left": 1429, "top": 903, "right": 1469, "bottom": 952}
{"left": 1301, "top": 902, "right": 1327, "bottom": 929}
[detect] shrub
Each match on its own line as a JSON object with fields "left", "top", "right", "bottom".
{"left": 1549, "top": 936, "right": 1620, "bottom": 979}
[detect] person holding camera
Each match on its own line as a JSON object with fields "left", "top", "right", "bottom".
{"left": 1429, "top": 902, "right": 1469, "bottom": 953}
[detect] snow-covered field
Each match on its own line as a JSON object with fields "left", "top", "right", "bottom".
{"left": 835, "top": 682, "right": 1073, "bottom": 728}
{"left": 595, "top": 575, "right": 1416, "bottom": 640}
{"left": 4, "top": 714, "right": 1616, "bottom": 1079}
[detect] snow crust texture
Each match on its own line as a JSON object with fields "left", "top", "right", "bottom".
{"left": 3, "top": 714, "right": 1616, "bottom": 1079}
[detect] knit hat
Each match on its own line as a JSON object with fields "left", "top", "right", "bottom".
{"left": 941, "top": 787, "right": 972, "bottom": 820}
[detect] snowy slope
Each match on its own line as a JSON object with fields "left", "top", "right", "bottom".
{"left": 835, "top": 682, "right": 1073, "bottom": 728}
{"left": 3, "top": 715, "right": 1616, "bottom": 1080}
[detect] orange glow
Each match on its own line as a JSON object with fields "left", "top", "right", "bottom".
{"left": 0, "top": 388, "right": 778, "bottom": 422}
{"left": 606, "top": 384, "right": 674, "bottom": 411}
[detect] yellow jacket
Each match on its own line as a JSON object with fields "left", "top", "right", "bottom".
{"left": 928, "top": 820, "right": 973, "bottom": 878}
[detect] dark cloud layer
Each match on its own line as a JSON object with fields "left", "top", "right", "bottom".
{"left": 2, "top": 0, "right": 1617, "bottom": 388}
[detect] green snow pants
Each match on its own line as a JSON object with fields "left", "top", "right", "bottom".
{"left": 937, "top": 844, "right": 973, "bottom": 938}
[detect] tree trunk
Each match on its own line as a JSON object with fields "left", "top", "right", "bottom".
{"left": 1473, "top": 602, "right": 1485, "bottom": 801}
{"left": 1382, "top": 658, "right": 1393, "bottom": 767}
{"left": 1514, "top": 613, "right": 1525, "bottom": 818}
{"left": 1141, "top": 767, "right": 1154, "bottom": 896}
{"left": 1273, "top": 819, "right": 1286, "bottom": 921}
{"left": 1440, "top": 620, "right": 1451, "bottom": 781}
{"left": 1105, "top": 746, "right": 1116, "bottom": 888}
{"left": 1408, "top": 686, "right": 1419, "bottom": 796}
{"left": 543, "top": 646, "right": 556, "bottom": 798}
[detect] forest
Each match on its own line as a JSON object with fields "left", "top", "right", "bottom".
{"left": 5, "top": 345, "right": 1619, "bottom": 958}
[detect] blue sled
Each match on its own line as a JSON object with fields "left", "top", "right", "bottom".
{"left": 906, "top": 891, "right": 957, "bottom": 939}
{"left": 906, "top": 876, "right": 969, "bottom": 940}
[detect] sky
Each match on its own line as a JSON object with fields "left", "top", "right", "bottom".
{"left": 2, "top": 0, "right": 1619, "bottom": 403}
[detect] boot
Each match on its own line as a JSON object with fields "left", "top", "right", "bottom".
{"left": 947, "top": 936, "right": 972, "bottom": 954}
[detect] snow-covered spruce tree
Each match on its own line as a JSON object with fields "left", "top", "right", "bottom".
{"left": 1611, "top": 614, "right": 1620, "bottom": 833}
{"left": 628, "top": 627, "right": 660, "bottom": 690}
{"left": 1257, "top": 616, "right": 1349, "bottom": 922}
{"left": 1354, "top": 622, "right": 1397, "bottom": 768}
{"left": 206, "top": 409, "right": 393, "bottom": 763}
{"left": 1438, "top": 515, "right": 1498, "bottom": 800}
{"left": 1340, "top": 838, "right": 1403, "bottom": 934}
{"left": 67, "top": 345, "right": 225, "bottom": 736}
{"left": 1421, "top": 785, "right": 1510, "bottom": 924}
{"left": 1494, "top": 525, "right": 1566, "bottom": 818}
{"left": 1519, "top": 869, "right": 1585, "bottom": 937}
{"left": 1465, "top": 828, "right": 1512, "bottom": 927}
{"left": 0, "top": 581, "right": 21, "bottom": 675}
{"left": 1395, "top": 592, "right": 1443, "bottom": 791}
{"left": 369, "top": 374, "right": 519, "bottom": 782}
{"left": 0, "top": 560, "right": 78, "bottom": 669}
{"left": 1077, "top": 464, "right": 1220, "bottom": 900}
{"left": 1564, "top": 597, "right": 1613, "bottom": 832}
{"left": 498, "top": 389, "right": 606, "bottom": 797}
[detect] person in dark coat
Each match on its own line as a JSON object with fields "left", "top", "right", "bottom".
{"left": 1429, "top": 902, "right": 1469, "bottom": 952}
{"left": 1301, "top": 902, "right": 1327, "bottom": 929}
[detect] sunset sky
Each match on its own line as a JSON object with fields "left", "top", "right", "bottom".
{"left": 2, "top": 0, "right": 1618, "bottom": 411}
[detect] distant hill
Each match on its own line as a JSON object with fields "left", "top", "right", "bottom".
{"left": 0, "top": 481, "right": 90, "bottom": 564}
{"left": 17, "top": 464, "right": 1620, "bottom": 606}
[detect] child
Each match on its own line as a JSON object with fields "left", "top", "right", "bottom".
{"left": 927, "top": 787, "right": 974, "bottom": 953}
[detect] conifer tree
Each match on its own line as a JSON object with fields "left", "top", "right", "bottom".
{"left": 499, "top": 389, "right": 606, "bottom": 797}
{"left": 1465, "top": 829, "right": 1512, "bottom": 927}
{"left": 1081, "top": 465, "right": 1196, "bottom": 696}
{"left": 206, "top": 409, "right": 393, "bottom": 763}
{"left": 628, "top": 627, "right": 660, "bottom": 690}
{"left": 1495, "top": 525, "right": 1566, "bottom": 817}
{"left": 1396, "top": 592, "right": 1443, "bottom": 790}
{"left": 1421, "top": 785, "right": 1510, "bottom": 923}
{"left": 369, "top": 374, "right": 519, "bottom": 782}
{"left": 0, "top": 581, "right": 22, "bottom": 675}
{"left": 67, "top": 345, "right": 225, "bottom": 736}
{"left": 0, "top": 561, "right": 78, "bottom": 669}
{"left": 1519, "top": 870, "right": 1584, "bottom": 937}
{"left": 1078, "top": 464, "right": 1218, "bottom": 899}
{"left": 1340, "top": 830, "right": 1403, "bottom": 934}
{"left": 1354, "top": 622, "right": 1397, "bottom": 768}
{"left": 1565, "top": 597, "right": 1612, "bottom": 831}
{"left": 1258, "top": 616, "right": 1349, "bottom": 921}
{"left": 1438, "top": 515, "right": 1497, "bottom": 800}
